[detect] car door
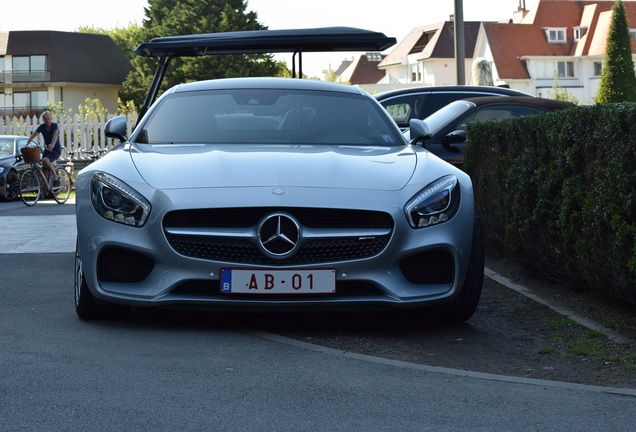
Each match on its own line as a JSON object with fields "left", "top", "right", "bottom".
{"left": 426, "top": 104, "right": 548, "bottom": 166}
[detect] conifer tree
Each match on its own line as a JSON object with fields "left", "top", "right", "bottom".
{"left": 595, "top": 0, "right": 636, "bottom": 103}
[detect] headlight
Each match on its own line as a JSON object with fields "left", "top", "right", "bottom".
{"left": 90, "top": 172, "right": 151, "bottom": 227}
{"left": 0, "top": 167, "right": 4, "bottom": 175}
{"left": 405, "top": 175, "right": 460, "bottom": 228}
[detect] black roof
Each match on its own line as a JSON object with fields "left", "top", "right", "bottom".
{"left": 134, "top": 27, "right": 396, "bottom": 58}
{"left": 374, "top": 85, "right": 532, "bottom": 101}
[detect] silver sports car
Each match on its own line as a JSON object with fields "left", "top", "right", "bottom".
{"left": 74, "top": 28, "right": 483, "bottom": 322}
{"left": 74, "top": 77, "right": 483, "bottom": 322}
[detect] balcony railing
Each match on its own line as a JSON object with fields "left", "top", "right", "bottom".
{"left": 0, "top": 70, "right": 52, "bottom": 83}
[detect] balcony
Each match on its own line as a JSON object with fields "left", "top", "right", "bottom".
{"left": 0, "top": 70, "right": 52, "bottom": 84}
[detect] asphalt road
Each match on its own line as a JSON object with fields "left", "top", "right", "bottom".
{"left": 1, "top": 199, "right": 634, "bottom": 431}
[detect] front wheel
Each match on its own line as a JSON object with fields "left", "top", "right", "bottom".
{"left": 1, "top": 169, "right": 19, "bottom": 201}
{"left": 75, "top": 240, "right": 130, "bottom": 320}
{"left": 19, "top": 168, "right": 41, "bottom": 206}
{"left": 53, "top": 168, "right": 71, "bottom": 204}
{"left": 442, "top": 213, "right": 485, "bottom": 323}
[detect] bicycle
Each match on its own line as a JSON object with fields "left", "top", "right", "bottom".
{"left": 18, "top": 146, "right": 72, "bottom": 206}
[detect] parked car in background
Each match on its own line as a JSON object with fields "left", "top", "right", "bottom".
{"left": 408, "top": 96, "right": 576, "bottom": 167}
{"left": 0, "top": 135, "right": 31, "bottom": 201}
{"left": 375, "top": 85, "right": 533, "bottom": 130}
{"left": 73, "top": 28, "right": 484, "bottom": 324}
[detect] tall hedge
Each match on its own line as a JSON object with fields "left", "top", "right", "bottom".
{"left": 464, "top": 104, "right": 636, "bottom": 305}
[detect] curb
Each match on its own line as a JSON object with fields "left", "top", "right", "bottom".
{"left": 484, "top": 267, "right": 631, "bottom": 345}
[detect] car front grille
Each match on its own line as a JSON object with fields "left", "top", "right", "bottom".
{"left": 163, "top": 207, "right": 394, "bottom": 265}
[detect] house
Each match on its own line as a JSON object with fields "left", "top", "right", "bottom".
{"left": 378, "top": 21, "right": 484, "bottom": 87}
{"left": 331, "top": 53, "right": 386, "bottom": 88}
{"left": 379, "top": 0, "right": 636, "bottom": 104}
{"left": 0, "top": 31, "right": 133, "bottom": 116}
{"left": 475, "top": 0, "right": 636, "bottom": 103}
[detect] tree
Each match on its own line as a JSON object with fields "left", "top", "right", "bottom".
{"left": 78, "top": 24, "right": 147, "bottom": 111}
{"left": 595, "top": 0, "right": 636, "bottom": 103}
{"left": 551, "top": 71, "right": 577, "bottom": 103}
{"left": 79, "top": 1, "right": 283, "bottom": 109}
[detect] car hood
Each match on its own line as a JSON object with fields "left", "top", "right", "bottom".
{"left": 131, "top": 144, "right": 417, "bottom": 191}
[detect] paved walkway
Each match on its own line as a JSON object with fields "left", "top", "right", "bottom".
{"left": 0, "top": 214, "right": 76, "bottom": 254}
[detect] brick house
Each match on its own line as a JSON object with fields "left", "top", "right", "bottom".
{"left": 377, "top": 0, "right": 636, "bottom": 104}
{"left": 476, "top": 0, "right": 636, "bottom": 103}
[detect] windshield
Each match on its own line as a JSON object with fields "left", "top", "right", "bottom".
{"left": 136, "top": 89, "right": 402, "bottom": 146}
{"left": 422, "top": 100, "right": 473, "bottom": 135}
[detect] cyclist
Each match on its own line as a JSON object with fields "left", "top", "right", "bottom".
{"left": 26, "top": 110, "right": 61, "bottom": 186}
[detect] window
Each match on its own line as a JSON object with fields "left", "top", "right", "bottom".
{"left": 557, "top": 61, "right": 574, "bottom": 78}
{"left": 593, "top": 62, "right": 602, "bottom": 77}
{"left": 574, "top": 27, "right": 587, "bottom": 41}
{"left": 546, "top": 28, "right": 567, "bottom": 43}
{"left": 32, "top": 91, "right": 48, "bottom": 108}
{"left": 411, "top": 65, "right": 420, "bottom": 83}
{"left": 10, "top": 91, "right": 48, "bottom": 111}
{"left": 630, "top": 29, "right": 636, "bottom": 39}
{"left": 455, "top": 106, "right": 545, "bottom": 131}
{"left": 10, "top": 55, "right": 49, "bottom": 82}
{"left": 12, "top": 55, "right": 47, "bottom": 72}
{"left": 13, "top": 92, "right": 31, "bottom": 110}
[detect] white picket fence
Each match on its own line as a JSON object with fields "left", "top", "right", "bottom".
{"left": 0, "top": 113, "right": 137, "bottom": 161}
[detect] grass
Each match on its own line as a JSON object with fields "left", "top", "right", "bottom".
{"left": 540, "top": 319, "right": 636, "bottom": 370}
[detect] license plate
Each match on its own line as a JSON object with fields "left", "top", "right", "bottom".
{"left": 220, "top": 269, "right": 336, "bottom": 294}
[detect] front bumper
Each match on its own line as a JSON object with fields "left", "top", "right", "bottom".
{"left": 76, "top": 184, "right": 475, "bottom": 311}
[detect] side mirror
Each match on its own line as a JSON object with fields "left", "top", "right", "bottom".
{"left": 105, "top": 116, "right": 128, "bottom": 143}
{"left": 441, "top": 130, "right": 467, "bottom": 144}
{"left": 408, "top": 119, "right": 432, "bottom": 145}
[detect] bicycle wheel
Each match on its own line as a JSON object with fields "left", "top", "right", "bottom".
{"left": 53, "top": 168, "right": 71, "bottom": 204}
{"left": 19, "top": 168, "right": 41, "bottom": 206}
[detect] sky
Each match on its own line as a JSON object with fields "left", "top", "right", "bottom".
{"left": 0, "top": 0, "right": 538, "bottom": 77}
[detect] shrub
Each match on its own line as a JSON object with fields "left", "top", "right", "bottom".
{"left": 464, "top": 104, "right": 636, "bottom": 305}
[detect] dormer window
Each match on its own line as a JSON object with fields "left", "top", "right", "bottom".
{"left": 574, "top": 27, "right": 587, "bottom": 41}
{"left": 545, "top": 28, "right": 567, "bottom": 43}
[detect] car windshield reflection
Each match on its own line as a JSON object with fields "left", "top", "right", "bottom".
{"left": 136, "top": 88, "right": 402, "bottom": 146}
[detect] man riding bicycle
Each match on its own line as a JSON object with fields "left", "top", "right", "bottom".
{"left": 26, "top": 110, "right": 61, "bottom": 186}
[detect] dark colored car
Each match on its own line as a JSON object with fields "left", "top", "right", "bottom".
{"left": 0, "top": 135, "right": 31, "bottom": 201}
{"left": 408, "top": 96, "right": 576, "bottom": 166}
{"left": 375, "top": 85, "right": 533, "bottom": 130}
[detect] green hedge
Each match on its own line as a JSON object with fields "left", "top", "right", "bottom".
{"left": 464, "top": 103, "right": 636, "bottom": 306}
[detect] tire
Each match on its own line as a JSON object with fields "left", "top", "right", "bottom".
{"left": 53, "top": 168, "right": 71, "bottom": 204}
{"left": 74, "top": 240, "right": 130, "bottom": 320}
{"left": 19, "top": 168, "right": 40, "bottom": 206}
{"left": 442, "top": 213, "right": 485, "bottom": 323}
{"left": 1, "top": 169, "right": 19, "bottom": 201}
